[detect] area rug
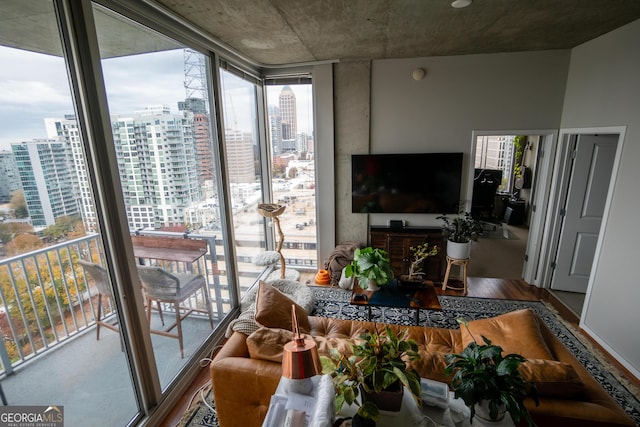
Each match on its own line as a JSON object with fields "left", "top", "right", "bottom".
{"left": 178, "top": 288, "right": 640, "bottom": 426}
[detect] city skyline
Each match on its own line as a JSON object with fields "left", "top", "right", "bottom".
{"left": 0, "top": 45, "right": 313, "bottom": 150}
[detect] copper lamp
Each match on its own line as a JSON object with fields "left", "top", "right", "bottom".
{"left": 281, "top": 305, "right": 321, "bottom": 395}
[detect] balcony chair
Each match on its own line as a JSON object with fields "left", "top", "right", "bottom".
{"left": 136, "top": 266, "right": 214, "bottom": 358}
{"left": 78, "top": 260, "right": 121, "bottom": 344}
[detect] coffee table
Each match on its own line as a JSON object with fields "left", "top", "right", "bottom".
{"left": 350, "top": 279, "right": 442, "bottom": 325}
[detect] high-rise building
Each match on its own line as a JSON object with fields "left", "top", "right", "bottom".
{"left": 0, "top": 150, "right": 21, "bottom": 204}
{"left": 179, "top": 98, "right": 215, "bottom": 185}
{"left": 224, "top": 129, "right": 255, "bottom": 184}
{"left": 268, "top": 105, "right": 282, "bottom": 155}
{"left": 44, "top": 116, "right": 98, "bottom": 232}
{"left": 279, "top": 86, "right": 297, "bottom": 140}
{"left": 11, "top": 139, "right": 78, "bottom": 228}
{"left": 113, "top": 106, "right": 201, "bottom": 230}
{"left": 45, "top": 107, "right": 201, "bottom": 232}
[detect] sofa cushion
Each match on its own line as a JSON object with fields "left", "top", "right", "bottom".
{"left": 519, "top": 358, "right": 585, "bottom": 397}
{"left": 246, "top": 326, "right": 357, "bottom": 363}
{"left": 460, "top": 308, "right": 553, "bottom": 360}
{"left": 255, "top": 281, "right": 310, "bottom": 332}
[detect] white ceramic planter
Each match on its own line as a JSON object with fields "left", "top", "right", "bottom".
{"left": 474, "top": 400, "right": 507, "bottom": 424}
{"left": 366, "top": 279, "right": 380, "bottom": 292}
{"left": 447, "top": 240, "right": 471, "bottom": 260}
{"left": 338, "top": 267, "right": 354, "bottom": 290}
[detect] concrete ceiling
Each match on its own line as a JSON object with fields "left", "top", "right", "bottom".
{"left": 1, "top": 1, "right": 639, "bottom": 66}
{"left": 155, "top": 0, "right": 640, "bottom": 65}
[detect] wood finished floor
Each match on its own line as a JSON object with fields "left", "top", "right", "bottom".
{"left": 159, "top": 276, "right": 627, "bottom": 426}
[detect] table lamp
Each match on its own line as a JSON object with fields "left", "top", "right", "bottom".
{"left": 281, "top": 304, "right": 321, "bottom": 395}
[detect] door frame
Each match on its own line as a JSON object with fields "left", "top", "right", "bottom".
{"left": 537, "top": 126, "right": 626, "bottom": 298}
{"left": 469, "top": 129, "right": 558, "bottom": 285}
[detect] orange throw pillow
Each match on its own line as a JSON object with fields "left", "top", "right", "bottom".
{"left": 519, "top": 359, "right": 585, "bottom": 397}
{"left": 254, "top": 281, "right": 310, "bottom": 333}
{"left": 460, "top": 309, "right": 553, "bottom": 360}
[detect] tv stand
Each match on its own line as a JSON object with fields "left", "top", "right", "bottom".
{"left": 369, "top": 226, "right": 445, "bottom": 282}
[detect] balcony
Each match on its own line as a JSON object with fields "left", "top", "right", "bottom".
{"left": 0, "top": 233, "right": 231, "bottom": 426}
{"left": 0, "top": 229, "right": 317, "bottom": 425}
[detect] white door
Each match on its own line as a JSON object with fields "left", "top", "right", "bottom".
{"left": 551, "top": 134, "right": 617, "bottom": 293}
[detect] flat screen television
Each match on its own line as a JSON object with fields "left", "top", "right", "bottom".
{"left": 351, "top": 152, "right": 463, "bottom": 214}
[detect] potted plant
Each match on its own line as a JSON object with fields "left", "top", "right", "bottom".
{"left": 345, "top": 247, "right": 394, "bottom": 291}
{"left": 444, "top": 319, "right": 539, "bottom": 426}
{"left": 398, "top": 242, "right": 439, "bottom": 287}
{"left": 437, "top": 212, "right": 482, "bottom": 259}
{"left": 320, "top": 324, "right": 422, "bottom": 424}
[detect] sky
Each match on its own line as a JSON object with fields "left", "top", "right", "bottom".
{"left": 0, "top": 45, "right": 313, "bottom": 151}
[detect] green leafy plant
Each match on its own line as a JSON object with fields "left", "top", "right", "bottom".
{"left": 345, "top": 247, "right": 394, "bottom": 290}
{"left": 320, "top": 325, "right": 422, "bottom": 421}
{"left": 444, "top": 319, "right": 539, "bottom": 426}
{"left": 437, "top": 212, "right": 482, "bottom": 243}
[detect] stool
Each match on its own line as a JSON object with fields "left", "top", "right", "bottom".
{"left": 442, "top": 256, "right": 469, "bottom": 295}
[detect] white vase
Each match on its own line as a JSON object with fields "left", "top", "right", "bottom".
{"left": 338, "top": 267, "right": 354, "bottom": 290}
{"left": 365, "top": 279, "right": 380, "bottom": 292}
{"left": 447, "top": 240, "right": 471, "bottom": 259}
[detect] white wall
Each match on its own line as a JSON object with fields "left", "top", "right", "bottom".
{"left": 560, "top": 19, "right": 640, "bottom": 377}
{"left": 366, "top": 50, "right": 569, "bottom": 228}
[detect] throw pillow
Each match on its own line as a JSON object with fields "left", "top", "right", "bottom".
{"left": 246, "top": 326, "right": 357, "bottom": 363}
{"left": 519, "top": 359, "right": 585, "bottom": 397}
{"left": 460, "top": 308, "right": 553, "bottom": 360}
{"left": 254, "top": 280, "right": 310, "bottom": 332}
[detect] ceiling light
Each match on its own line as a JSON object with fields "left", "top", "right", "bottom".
{"left": 451, "top": 0, "right": 472, "bottom": 8}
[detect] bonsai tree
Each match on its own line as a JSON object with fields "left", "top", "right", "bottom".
{"left": 437, "top": 212, "right": 483, "bottom": 243}
{"left": 405, "top": 242, "right": 439, "bottom": 281}
{"left": 444, "top": 319, "right": 539, "bottom": 426}
{"left": 320, "top": 324, "right": 422, "bottom": 422}
{"left": 345, "top": 247, "right": 394, "bottom": 290}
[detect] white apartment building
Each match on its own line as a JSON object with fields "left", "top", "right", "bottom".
{"left": 45, "top": 106, "right": 201, "bottom": 232}
{"left": 11, "top": 139, "right": 79, "bottom": 228}
{"left": 113, "top": 106, "right": 200, "bottom": 230}
{"left": 45, "top": 116, "right": 98, "bottom": 232}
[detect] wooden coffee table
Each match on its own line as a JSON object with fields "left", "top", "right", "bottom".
{"left": 350, "top": 279, "right": 442, "bottom": 325}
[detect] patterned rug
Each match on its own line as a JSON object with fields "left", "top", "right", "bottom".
{"left": 178, "top": 287, "right": 640, "bottom": 426}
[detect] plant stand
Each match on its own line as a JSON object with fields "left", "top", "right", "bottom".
{"left": 257, "top": 204, "right": 287, "bottom": 279}
{"left": 442, "top": 256, "right": 469, "bottom": 295}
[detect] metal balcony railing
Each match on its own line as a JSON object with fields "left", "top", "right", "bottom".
{"left": 0, "top": 232, "right": 228, "bottom": 377}
{"left": 0, "top": 231, "right": 317, "bottom": 378}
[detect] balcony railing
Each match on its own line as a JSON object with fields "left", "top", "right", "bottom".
{"left": 0, "top": 231, "right": 316, "bottom": 378}
{"left": 0, "top": 232, "right": 223, "bottom": 377}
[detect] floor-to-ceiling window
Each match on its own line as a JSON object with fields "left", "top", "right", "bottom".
{"left": 92, "top": 4, "right": 226, "bottom": 389}
{"left": 265, "top": 83, "right": 318, "bottom": 274}
{"left": 219, "top": 69, "right": 265, "bottom": 294}
{"left": 0, "top": 0, "right": 320, "bottom": 424}
{"left": 0, "top": 1, "right": 138, "bottom": 425}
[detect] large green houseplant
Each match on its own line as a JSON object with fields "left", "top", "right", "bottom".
{"left": 320, "top": 325, "right": 422, "bottom": 423}
{"left": 345, "top": 247, "right": 394, "bottom": 290}
{"left": 444, "top": 319, "right": 539, "bottom": 426}
{"left": 437, "top": 212, "right": 482, "bottom": 259}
